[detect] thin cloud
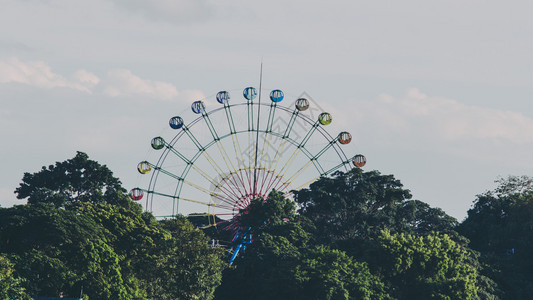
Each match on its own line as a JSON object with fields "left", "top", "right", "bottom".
{"left": 0, "top": 58, "right": 204, "bottom": 102}
{"left": 103, "top": 69, "right": 178, "bottom": 100}
{"left": 102, "top": 69, "right": 204, "bottom": 101}
{"left": 0, "top": 57, "right": 99, "bottom": 93}
{"left": 321, "top": 88, "right": 533, "bottom": 170}
{"left": 350, "top": 88, "right": 533, "bottom": 145}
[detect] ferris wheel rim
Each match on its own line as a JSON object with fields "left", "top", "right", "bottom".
{"left": 140, "top": 94, "right": 360, "bottom": 221}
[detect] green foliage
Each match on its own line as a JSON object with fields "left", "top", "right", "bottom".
{"left": 493, "top": 175, "right": 533, "bottom": 196}
{"left": 372, "top": 230, "right": 478, "bottom": 300}
{"left": 293, "top": 245, "right": 388, "bottom": 300}
{"left": 237, "top": 190, "right": 296, "bottom": 232}
{"left": 0, "top": 203, "right": 138, "bottom": 299}
{"left": 0, "top": 202, "right": 226, "bottom": 299}
{"left": 71, "top": 202, "right": 226, "bottom": 300}
{"left": 394, "top": 200, "right": 458, "bottom": 236}
{"left": 216, "top": 190, "right": 388, "bottom": 300}
{"left": 15, "top": 151, "right": 132, "bottom": 208}
{"left": 0, "top": 255, "right": 30, "bottom": 300}
{"left": 151, "top": 217, "right": 226, "bottom": 300}
{"left": 7, "top": 153, "right": 530, "bottom": 300}
{"left": 459, "top": 176, "right": 533, "bottom": 299}
{"left": 215, "top": 191, "right": 310, "bottom": 299}
{"left": 71, "top": 201, "right": 167, "bottom": 288}
{"left": 215, "top": 233, "right": 300, "bottom": 300}
{"left": 294, "top": 169, "right": 458, "bottom": 256}
{"left": 294, "top": 169, "right": 412, "bottom": 242}
{"left": 4, "top": 153, "right": 227, "bottom": 299}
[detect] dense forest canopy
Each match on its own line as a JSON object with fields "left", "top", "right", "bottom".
{"left": 1, "top": 152, "right": 531, "bottom": 299}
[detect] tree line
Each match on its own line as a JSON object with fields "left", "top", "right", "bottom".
{"left": 0, "top": 152, "right": 531, "bottom": 299}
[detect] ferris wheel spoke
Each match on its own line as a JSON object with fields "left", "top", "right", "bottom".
{"left": 211, "top": 141, "right": 247, "bottom": 198}
{"left": 213, "top": 196, "right": 244, "bottom": 209}
{"left": 134, "top": 90, "right": 361, "bottom": 228}
{"left": 263, "top": 142, "right": 299, "bottom": 194}
{"left": 274, "top": 119, "right": 320, "bottom": 178}
{"left": 201, "top": 150, "right": 245, "bottom": 197}
{"left": 247, "top": 101, "right": 254, "bottom": 177}
{"left": 313, "top": 140, "right": 337, "bottom": 161}
{"left": 215, "top": 141, "right": 250, "bottom": 196}
{"left": 264, "top": 141, "right": 320, "bottom": 194}
{"left": 222, "top": 101, "right": 237, "bottom": 134}
{"left": 141, "top": 161, "right": 231, "bottom": 203}
{"left": 256, "top": 102, "right": 278, "bottom": 192}
{"left": 265, "top": 107, "right": 300, "bottom": 176}
{"left": 260, "top": 170, "right": 288, "bottom": 196}
{"left": 293, "top": 176, "right": 321, "bottom": 191}
{"left": 232, "top": 134, "right": 252, "bottom": 193}
{"left": 280, "top": 136, "right": 340, "bottom": 187}
{"left": 149, "top": 188, "right": 240, "bottom": 212}
{"left": 158, "top": 140, "right": 219, "bottom": 192}
{"left": 200, "top": 110, "right": 244, "bottom": 181}
{"left": 183, "top": 179, "right": 227, "bottom": 199}
{"left": 277, "top": 147, "right": 303, "bottom": 179}
{"left": 182, "top": 124, "right": 248, "bottom": 200}
{"left": 213, "top": 203, "right": 240, "bottom": 210}
{"left": 149, "top": 137, "right": 240, "bottom": 204}
{"left": 322, "top": 154, "right": 364, "bottom": 176}
{"left": 224, "top": 103, "right": 252, "bottom": 183}
{"left": 221, "top": 101, "right": 254, "bottom": 195}
{"left": 280, "top": 159, "right": 314, "bottom": 188}
{"left": 185, "top": 160, "right": 244, "bottom": 202}
{"left": 270, "top": 176, "right": 294, "bottom": 194}
{"left": 260, "top": 170, "right": 278, "bottom": 195}
{"left": 267, "top": 138, "right": 289, "bottom": 178}
{"left": 258, "top": 136, "right": 275, "bottom": 194}
{"left": 145, "top": 189, "right": 214, "bottom": 207}
{"left": 182, "top": 126, "right": 226, "bottom": 176}
{"left": 274, "top": 113, "right": 332, "bottom": 184}
{"left": 263, "top": 172, "right": 289, "bottom": 194}
{"left": 283, "top": 108, "right": 301, "bottom": 139}
{"left": 211, "top": 193, "right": 244, "bottom": 209}
{"left": 299, "top": 124, "right": 320, "bottom": 148}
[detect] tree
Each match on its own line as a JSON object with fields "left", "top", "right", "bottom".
{"left": 293, "top": 245, "right": 388, "bottom": 300}
{"left": 15, "top": 151, "right": 132, "bottom": 208}
{"left": 63, "top": 198, "right": 226, "bottom": 300}
{"left": 0, "top": 255, "right": 30, "bottom": 300}
{"left": 294, "top": 169, "right": 457, "bottom": 245}
{"left": 458, "top": 176, "right": 533, "bottom": 299}
{"left": 493, "top": 175, "right": 533, "bottom": 196}
{"left": 5, "top": 153, "right": 227, "bottom": 299}
{"left": 215, "top": 232, "right": 302, "bottom": 300}
{"left": 237, "top": 190, "right": 297, "bottom": 233}
{"left": 150, "top": 217, "right": 226, "bottom": 300}
{"left": 215, "top": 191, "right": 388, "bottom": 300}
{"left": 371, "top": 230, "right": 478, "bottom": 300}
{"left": 394, "top": 200, "right": 458, "bottom": 236}
{"left": 0, "top": 203, "right": 139, "bottom": 299}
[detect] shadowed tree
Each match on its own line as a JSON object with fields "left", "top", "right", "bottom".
{"left": 294, "top": 169, "right": 457, "bottom": 245}
{"left": 215, "top": 191, "right": 388, "bottom": 300}
{"left": 6, "top": 153, "right": 226, "bottom": 299}
{"left": 459, "top": 176, "right": 533, "bottom": 299}
{"left": 15, "top": 151, "right": 132, "bottom": 208}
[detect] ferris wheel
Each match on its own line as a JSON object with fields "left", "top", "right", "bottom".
{"left": 129, "top": 86, "right": 366, "bottom": 227}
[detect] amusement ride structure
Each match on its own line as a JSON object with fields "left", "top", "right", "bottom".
{"left": 129, "top": 76, "right": 366, "bottom": 262}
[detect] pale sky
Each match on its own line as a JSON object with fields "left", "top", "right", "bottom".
{"left": 1, "top": 0, "right": 532, "bottom": 220}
